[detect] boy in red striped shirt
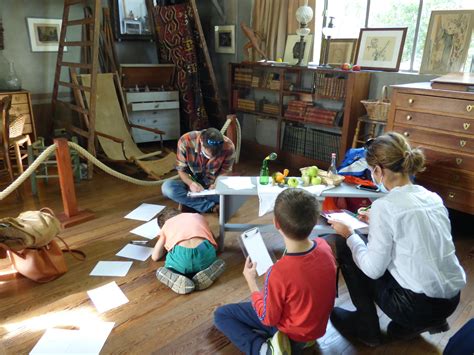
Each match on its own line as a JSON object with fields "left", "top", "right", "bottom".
{"left": 214, "top": 189, "right": 337, "bottom": 354}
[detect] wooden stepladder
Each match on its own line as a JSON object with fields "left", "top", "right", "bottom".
{"left": 52, "top": 0, "right": 101, "bottom": 179}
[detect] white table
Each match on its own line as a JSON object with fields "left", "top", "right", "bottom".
{"left": 216, "top": 176, "right": 383, "bottom": 251}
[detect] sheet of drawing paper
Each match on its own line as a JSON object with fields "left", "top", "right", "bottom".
{"left": 116, "top": 244, "right": 153, "bottom": 261}
{"left": 124, "top": 203, "right": 165, "bottom": 221}
{"left": 87, "top": 282, "right": 129, "bottom": 313}
{"left": 89, "top": 261, "right": 133, "bottom": 277}
{"left": 241, "top": 228, "right": 274, "bottom": 276}
{"left": 130, "top": 218, "right": 160, "bottom": 239}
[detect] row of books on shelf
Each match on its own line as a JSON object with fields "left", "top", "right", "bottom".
{"left": 234, "top": 67, "right": 253, "bottom": 86}
{"left": 284, "top": 100, "right": 341, "bottom": 127}
{"left": 237, "top": 98, "right": 256, "bottom": 111}
{"left": 313, "top": 72, "right": 346, "bottom": 99}
{"left": 282, "top": 122, "right": 341, "bottom": 163}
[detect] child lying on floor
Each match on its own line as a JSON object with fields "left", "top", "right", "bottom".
{"left": 152, "top": 207, "right": 225, "bottom": 294}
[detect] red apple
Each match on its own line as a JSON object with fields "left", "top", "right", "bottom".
{"left": 352, "top": 65, "right": 361, "bottom": 71}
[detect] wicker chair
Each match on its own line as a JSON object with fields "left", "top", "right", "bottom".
{"left": 7, "top": 108, "right": 31, "bottom": 174}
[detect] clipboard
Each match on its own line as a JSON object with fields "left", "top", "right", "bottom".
{"left": 321, "top": 209, "right": 368, "bottom": 230}
{"left": 240, "top": 227, "right": 274, "bottom": 276}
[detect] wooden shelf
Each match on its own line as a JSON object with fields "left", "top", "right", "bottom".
{"left": 232, "top": 85, "right": 280, "bottom": 92}
{"left": 235, "top": 109, "right": 280, "bottom": 119}
{"left": 230, "top": 62, "right": 371, "bottom": 166}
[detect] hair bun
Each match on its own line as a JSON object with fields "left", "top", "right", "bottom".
{"left": 402, "top": 148, "right": 425, "bottom": 175}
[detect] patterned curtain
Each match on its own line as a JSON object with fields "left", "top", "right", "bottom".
{"left": 153, "top": 1, "right": 209, "bottom": 132}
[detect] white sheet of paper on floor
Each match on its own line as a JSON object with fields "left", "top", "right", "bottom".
{"left": 116, "top": 244, "right": 153, "bottom": 261}
{"left": 240, "top": 227, "right": 274, "bottom": 276}
{"left": 130, "top": 218, "right": 160, "bottom": 240}
{"left": 187, "top": 189, "right": 217, "bottom": 197}
{"left": 30, "top": 322, "right": 115, "bottom": 355}
{"left": 220, "top": 177, "right": 255, "bottom": 190}
{"left": 325, "top": 211, "right": 369, "bottom": 230}
{"left": 124, "top": 203, "right": 165, "bottom": 221}
{"left": 89, "top": 261, "right": 133, "bottom": 277}
{"left": 87, "top": 282, "right": 129, "bottom": 314}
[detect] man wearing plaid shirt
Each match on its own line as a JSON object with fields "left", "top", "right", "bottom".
{"left": 162, "top": 128, "right": 235, "bottom": 213}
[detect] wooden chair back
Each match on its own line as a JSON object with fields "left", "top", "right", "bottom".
{"left": 0, "top": 96, "right": 15, "bottom": 183}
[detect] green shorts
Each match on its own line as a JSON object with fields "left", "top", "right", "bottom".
{"left": 165, "top": 240, "right": 217, "bottom": 275}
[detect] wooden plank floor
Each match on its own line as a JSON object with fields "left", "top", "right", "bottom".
{"left": 0, "top": 161, "right": 472, "bottom": 354}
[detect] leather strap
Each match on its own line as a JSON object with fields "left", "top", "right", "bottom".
{"left": 56, "top": 236, "right": 86, "bottom": 261}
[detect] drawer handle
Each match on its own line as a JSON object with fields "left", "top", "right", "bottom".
{"left": 467, "top": 104, "right": 473, "bottom": 112}
{"left": 408, "top": 98, "right": 414, "bottom": 104}
{"left": 406, "top": 115, "right": 412, "bottom": 121}
{"left": 456, "top": 158, "right": 463, "bottom": 165}
{"left": 403, "top": 131, "right": 410, "bottom": 137}
{"left": 460, "top": 140, "right": 466, "bottom": 148}
{"left": 463, "top": 122, "right": 471, "bottom": 130}
{"left": 448, "top": 192, "right": 455, "bottom": 199}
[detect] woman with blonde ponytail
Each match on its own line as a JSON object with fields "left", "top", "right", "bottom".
{"left": 328, "top": 132, "right": 466, "bottom": 346}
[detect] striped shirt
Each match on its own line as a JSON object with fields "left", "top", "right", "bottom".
{"left": 176, "top": 130, "right": 235, "bottom": 187}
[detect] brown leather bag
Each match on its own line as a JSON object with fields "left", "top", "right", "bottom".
{"left": 1, "top": 236, "right": 86, "bottom": 283}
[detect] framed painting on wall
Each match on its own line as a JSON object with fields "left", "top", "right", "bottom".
{"left": 26, "top": 18, "right": 66, "bottom": 52}
{"left": 354, "top": 27, "right": 407, "bottom": 72}
{"left": 214, "top": 25, "right": 235, "bottom": 54}
{"left": 326, "top": 38, "right": 357, "bottom": 66}
{"left": 283, "top": 34, "right": 314, "bottom": 66}
{"left": 420, "top": 10, "right": 474, "bottom": 75}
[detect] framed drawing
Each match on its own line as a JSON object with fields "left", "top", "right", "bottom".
{"left": 354, "top": 28, "right": 407, "bottom": 71}
{"left": 283, "top": 34, "right": 314, "bottom": 66}
{"left": 26, "top": 18, "right": 66, "bottom": 52}
{"left": 214, "top": 25, "right": 235, "bottom": 54}
{"left": 420, "top": 10, "right": 474, "bottom": 75}
{"left": 110, "top": 0, "right": 153, "bottom": 41}
{"left": 327, "top": 38, "right": 357, "bottom": 66}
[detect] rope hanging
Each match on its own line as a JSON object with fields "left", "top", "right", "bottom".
{"left": 0, "top": 117, "right": 242, "bottom": 201}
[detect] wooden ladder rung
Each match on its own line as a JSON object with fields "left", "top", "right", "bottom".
{"left": 63, "top": 41, "right": 93, "bottom": 47}
{"left": 59, "top": 62, "right": 92, "bottom": 69}
{"left": 58, "top": 81, "right": 91, "bottom": 92}
{"left": 66, "top": 0, "right": 89, "bottom": 6}
{"left": 55, "top": 99, "right": 90, "bottom": 115}
{"left": 65, "top": 18, "right": 95, "bottom": 27}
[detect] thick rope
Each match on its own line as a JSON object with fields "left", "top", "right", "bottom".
{"left": 0, "top": 117, "right": 242, "bottom": 200}
{"left": 220, "top": 117, "right": 242, "bottom": 164}
{"left": 0, "top": 142, "right": 177, "bottom": 201}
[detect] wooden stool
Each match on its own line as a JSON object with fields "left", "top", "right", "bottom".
{"left": 352, "top": 116, "right": 387, "bottom": 148}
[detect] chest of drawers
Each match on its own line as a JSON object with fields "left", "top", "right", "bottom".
{"left": 126, "top": 91, "right": 180, "bottom": 143}
{"left": 387, "top": 82, "right": 474, "bottom": 214}
{"left": 0, "top": 90, "right": 36, "bottom": 139}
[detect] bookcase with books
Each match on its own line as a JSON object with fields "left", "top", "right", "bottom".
{"left": 229, "top": 62, "right": 371, "bottom": 168}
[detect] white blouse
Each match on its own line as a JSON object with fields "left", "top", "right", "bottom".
{"left": 347, "top": 184, "right": 466, "bottom": 299}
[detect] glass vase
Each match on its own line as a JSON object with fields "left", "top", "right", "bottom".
{"left": 0, "top": 53, "right": 21, "bottom": 91}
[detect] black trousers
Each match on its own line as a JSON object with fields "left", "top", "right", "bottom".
{"left": 335, "top": 236, "right": 460, "bottom": 332}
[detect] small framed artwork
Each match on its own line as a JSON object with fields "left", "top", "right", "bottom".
{"left": 26, "top": 18, "right": 66, "bottom": 52}
{"left": 110, "top": 0, "right": 153, "bottom": 41}
{"left": 283, "top": 34, "right": 314, "bottom": 66}
{"left": 354, "top": 28, "right": 407, "bottom": 72}
{"left": 420, "top": 10, "right": 474, "bottom": 75}
{"left": 327, "top": 38, "right": 357, "bottom": 66}
{"left": 214, "top": 25, "right": 235, "bottom": 54}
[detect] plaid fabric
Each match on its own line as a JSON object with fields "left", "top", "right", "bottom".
{"left": 176, "top": 131, "right": 235, "bottom": 187}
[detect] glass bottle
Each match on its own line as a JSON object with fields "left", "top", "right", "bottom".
{"left": 259, "top": 161, "right": 270, "bottom": 185}
{"left": 328, "top": 152, "right": 337, "bottom": 176}
{"left": 6, "top": 62, "right": 21, "bottom": 91}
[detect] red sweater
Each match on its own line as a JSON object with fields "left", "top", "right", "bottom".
{"left": 251, "top": 238, "right": 337, "bottom": 342}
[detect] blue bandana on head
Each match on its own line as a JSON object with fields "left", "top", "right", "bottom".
{"left": 207, "top": 138, "right": 224, "bottom": 146}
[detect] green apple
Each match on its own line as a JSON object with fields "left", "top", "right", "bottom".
{"left": 287, "top": 177, "right": 299, "bottom": 188}
{"left": 307, "top": 166, "right": 319, "bottom": 177}
{"left": 302, "top": 175, "right": 311, "bottom": 186}
{"left": 311, "top": 176, "right": 322, "bottom": 185}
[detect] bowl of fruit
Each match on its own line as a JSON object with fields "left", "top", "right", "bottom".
{"left": 300, "top": 165, "right": 345, "bottom": 186}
